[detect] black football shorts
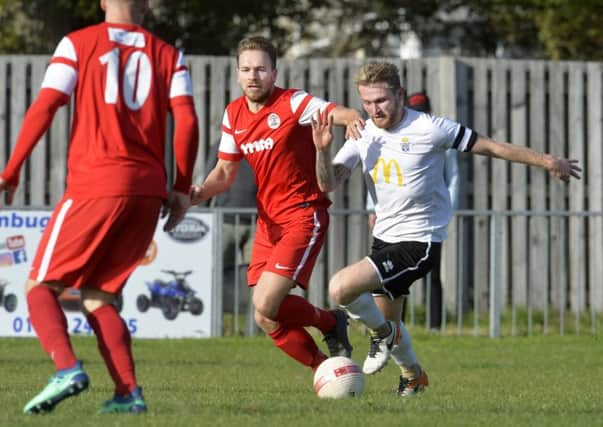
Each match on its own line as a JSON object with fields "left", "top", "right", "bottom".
{"left": 368, "top": 238, "right": 441, "bottom": 299}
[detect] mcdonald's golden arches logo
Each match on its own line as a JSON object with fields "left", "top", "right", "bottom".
{"left": 371, "top": 157, "right": 403, "bottom": 187}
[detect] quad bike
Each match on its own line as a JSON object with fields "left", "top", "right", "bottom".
{"left": 136, "top": 270, "right": 203, "bottom": 320}
{"left": 0, "top": 279, "right": 17, "bottom": 312}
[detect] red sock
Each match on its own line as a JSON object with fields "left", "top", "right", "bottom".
{"left": 269, "top": 326, "right": 327, "bottom": 370}
{"left": 27, "top": 286, "right": 77, "bottom": 370}
{"left": 87, "top": 304, "right": 136, "bottom": 396}
{"left": 275, "top": 295, "right": 336, "bottom": 333}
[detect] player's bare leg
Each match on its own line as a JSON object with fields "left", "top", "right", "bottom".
{"left": 253, "top": 272, "right": 294, "bottom": 334}
{"left": 253, "top": 272, "right": 330, "bottom": 370}
{"left": 374, "top": 294, "right": 403, "bottom": 320}
{"left": 329, "top": 259, "right": 400, "bottom": 374}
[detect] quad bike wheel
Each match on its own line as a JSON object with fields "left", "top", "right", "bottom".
{"left": 162, "top": 299, "right": 180, "bottom": 320}
{"left": 3, "top": 293, "right": 17, "bottom": 312}
{"left": 189, "top": 298, "right": 203, "bottom": 316}
{"left": 137, "top": 295, "right": 150, "bottom": 312}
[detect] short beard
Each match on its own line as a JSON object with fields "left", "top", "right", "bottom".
{"left": 244, "top": 87, "right": 271, "bottom": 104}
{"left": 373, "top": 98, "right": 402, "bottom": 130}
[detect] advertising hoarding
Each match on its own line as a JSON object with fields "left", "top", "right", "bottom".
{"left": 0, "top": 210, "right": 214, "bottom": 338}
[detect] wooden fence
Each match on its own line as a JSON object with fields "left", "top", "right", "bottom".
{"left": 0, "top": 55, "right": 601, "bottom": 316}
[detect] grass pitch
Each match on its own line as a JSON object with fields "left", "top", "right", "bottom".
{"left": 0, "top": 329, "right": 601, "bottom": 427}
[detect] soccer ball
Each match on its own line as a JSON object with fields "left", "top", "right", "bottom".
{"left": 313, "top": 356, "right": 364, "bottom": 398}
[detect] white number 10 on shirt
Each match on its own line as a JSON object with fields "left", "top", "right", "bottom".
{"left": 99, "top": 48, "right": 152, "bottom": 110}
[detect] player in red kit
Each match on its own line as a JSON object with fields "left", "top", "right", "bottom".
{"left": 0, "top": 0, "right": 199, "bottom": 414}
{"left": 191, "top": 37, "right": 363, "bottom": 375}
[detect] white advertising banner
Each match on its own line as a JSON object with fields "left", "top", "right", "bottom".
{"left": 0, "top": 209, "right": 214, "bottom": 338}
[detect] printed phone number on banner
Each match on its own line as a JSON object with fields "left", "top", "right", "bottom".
{"left": 9, "top": 316, "right": 139, "bottom": 335}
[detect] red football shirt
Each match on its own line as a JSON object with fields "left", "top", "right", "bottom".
{"left": 38, "top": 22, "right": 194, "bottom": 198}
{"left": 218, "top": 87, "right": 333, "bottom": 222}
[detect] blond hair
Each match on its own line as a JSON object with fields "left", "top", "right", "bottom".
{"left": 237, "top": 36, "right": 277, "bottom": 69}
{"left": 354, "top": 62, "right": 402, "bottom": 89}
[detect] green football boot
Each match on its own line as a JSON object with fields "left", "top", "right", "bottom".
{"left": 23, "top": 360, "right": 89, "bottom": 414}
{"left": 98, "top": 386, "right": 147, "bottom": 414}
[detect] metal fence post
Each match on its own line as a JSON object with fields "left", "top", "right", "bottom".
{"left": 212, "top": 208, "right": 224, "bottom": 337}
{"left": 489, "top": 214, "right": 503, "bottom": 338}
{"left": 246, "top": 213, "right": 259, "bottom": 336}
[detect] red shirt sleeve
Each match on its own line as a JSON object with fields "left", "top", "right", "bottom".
{"left": 1, "top": 88, "right": 69, "bottom": 186}
{"left": 171, "top": 100, "right": 199, "bottom": 192}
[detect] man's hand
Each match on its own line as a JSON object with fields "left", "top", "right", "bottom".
{"left": 190, "top": 184, "right": 206, "bottom": 206}
{"left": 0, "top": 176, "right": 16, "bottom": 207}
{"left": 162, "top": 190, "right": 190, "bottom": 231}
{"left": 345, "top": 115, "right": 365, "bottom": 140}
{"left": 311, "top": 110, "right": 334, "bottom": 152}
{"left": 548, "top": 157, "right": 582, "bottom": 183}
{"left": 329, "top": 106, "right": 364, "bottom": 140}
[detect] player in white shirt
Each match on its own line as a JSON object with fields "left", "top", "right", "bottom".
{"left": 312, "top": 61, "right": 581, "bottom": 397}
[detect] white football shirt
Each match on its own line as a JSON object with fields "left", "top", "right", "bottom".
{"left": 334, "top": 108, "right": 476, "bottom": 243}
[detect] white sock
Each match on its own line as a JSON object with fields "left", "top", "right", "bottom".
{"left": 390, "top": 321, "right": 418, "bottom": 367}
{"left": 342, "top": 292, "right": 386, "bottom": 330}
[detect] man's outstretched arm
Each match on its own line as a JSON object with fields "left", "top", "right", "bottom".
{"left": 471, "top": 136, "right": 581, "bottom": 182}
{"left": 190, "top": 159, "right": 240, "bottom": 205}
{"left": 328, "top": 105, "right": 365, "bottom": 140}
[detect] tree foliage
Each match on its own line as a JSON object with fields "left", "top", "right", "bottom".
{"left": 461, "top": 0, "right": 603, "bottom": 60}
{"left": 145, "top": 0, "right": 333, "bottom": 55}
{"left": 0, "top": 0, "right": 601, "bottom": 61}
{"left": 0, "top": 0, "right": 102, "bottom": 53}
{"left": 531, "top": 0, "right": 603, "bottom": 61}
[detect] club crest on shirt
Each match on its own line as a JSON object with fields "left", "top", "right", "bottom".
{"left": 401, "top": 136, "right": 410, "bottom": 152}
{"left": 267, "top": 113, "right": 281, "bottom": 129}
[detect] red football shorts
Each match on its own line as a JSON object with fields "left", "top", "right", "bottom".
{"left": 247, "top": 207, "right": 329, "bottom": 289}
{"left": 29, "top": 195, "right": 162, "bottom": 294}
